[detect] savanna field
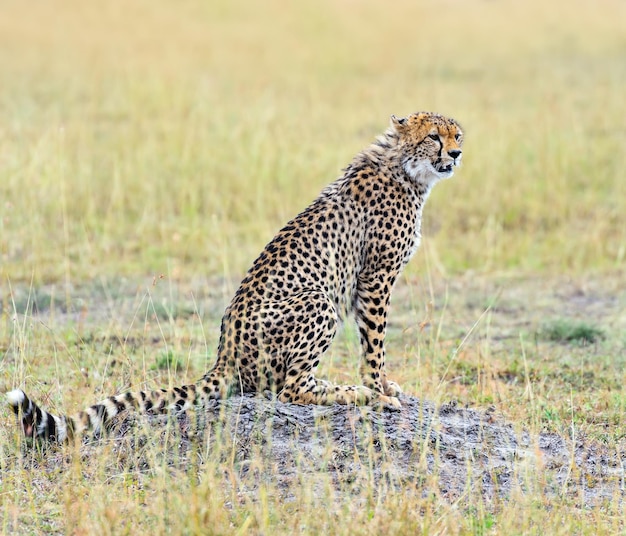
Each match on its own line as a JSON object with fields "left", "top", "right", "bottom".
{"left": 1, "top": 0, "right": 625, "bottom": 533}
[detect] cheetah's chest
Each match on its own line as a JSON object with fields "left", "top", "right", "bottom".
{"left": 404, "top": 205, "right": 424, "bottom": 262}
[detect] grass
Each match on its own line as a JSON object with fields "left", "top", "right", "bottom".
{"left": 1, "top": 275, "right": 625, "bottom": 534}
{"left": 1, "top": 0, "right": 625, "bottom": 533}
{"left": 1, "top": 0, "right": 625, "bottom": 283}
{"left": 540, "top": 319, "right": 606, "bottom": 345}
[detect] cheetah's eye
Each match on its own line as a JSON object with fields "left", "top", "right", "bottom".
{"left": 428, "top": 133, "right": 439, "bottom": 141}
{"left": 455, "top": 133, "right": 462, "bottom": 141}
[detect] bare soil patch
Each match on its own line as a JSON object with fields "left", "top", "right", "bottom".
{"left": 15, "top": 393, "right": 623, "bottom": 509}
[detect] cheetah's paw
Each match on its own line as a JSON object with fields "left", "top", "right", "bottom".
{"left": 383, "top": 380, "right": 403, "bottom": 397}
{"left": 376, "top": 394, "right": 402, "bottom": 411}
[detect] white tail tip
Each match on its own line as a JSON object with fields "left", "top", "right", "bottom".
{"left": 6, "top": 389, "right": 26, "bottom": 406}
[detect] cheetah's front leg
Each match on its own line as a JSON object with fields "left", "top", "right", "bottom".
{"left": 354, "top": 271, "right": 402, "bottom": 406}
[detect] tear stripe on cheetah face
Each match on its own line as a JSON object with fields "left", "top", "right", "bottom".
{"left": 7, "top": 111, "right": 463, "bottom": 443}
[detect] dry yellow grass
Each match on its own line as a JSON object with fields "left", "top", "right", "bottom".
{"left": 1, "top": 0, "right": 625, "bottom": 534}
{"left": 1, "top": 0, "right": 624, "bottom": 283}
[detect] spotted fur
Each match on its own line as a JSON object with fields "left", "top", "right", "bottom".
{"left": 7, "top": 111, "right": 464, "bottom": 442}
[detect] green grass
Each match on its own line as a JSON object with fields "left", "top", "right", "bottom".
{"left": 540, "top": 319, "right": 606, "bottom": 345}
{"left": 152, "top": 350, "right": 185, "bottom": 373}
{"left": 1, "top": 0, "right": 626, "bottom": 533}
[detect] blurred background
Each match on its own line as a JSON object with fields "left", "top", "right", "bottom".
{"left": 1, "top": 0, "right": 624, "bottom": 284}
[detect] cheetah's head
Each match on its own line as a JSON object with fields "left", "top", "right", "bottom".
{"left": 390, "top": 112, "right": 464, "bottom": 186}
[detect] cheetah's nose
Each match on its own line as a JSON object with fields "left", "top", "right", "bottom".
{"left": 448, "top": 149, "right": 462, "bottom": 160}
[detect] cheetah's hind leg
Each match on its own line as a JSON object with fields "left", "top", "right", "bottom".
{"left": 261, "top": 290, "right": 400, "bottom": 409}
{"left": 278, "top": 372, "right": 401, "bottom": 409}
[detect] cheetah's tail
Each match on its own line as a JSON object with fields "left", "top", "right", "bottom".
{"left": 6, "top": 383, "right": 207, "bottom": 443}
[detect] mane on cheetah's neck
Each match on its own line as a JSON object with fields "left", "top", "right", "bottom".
{"left": 349, "top": 126, "right": 403, "bottom": 171}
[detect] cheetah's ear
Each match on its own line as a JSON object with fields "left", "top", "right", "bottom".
{"left": 390, "top": 114, "right": 407, "bottom": 131}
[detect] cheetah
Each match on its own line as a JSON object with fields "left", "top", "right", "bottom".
{"left": 7, "top": 111, "right": 464, "bottom": 443}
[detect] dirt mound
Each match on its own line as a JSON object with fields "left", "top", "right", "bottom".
{"left": 96, "top": 394, "right": 623, "bottom": 506}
